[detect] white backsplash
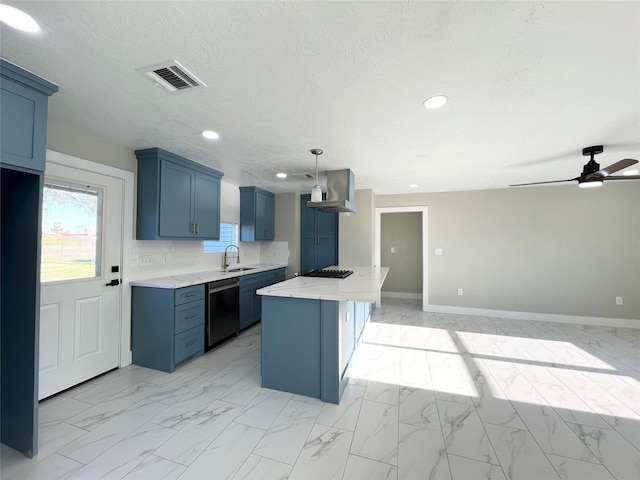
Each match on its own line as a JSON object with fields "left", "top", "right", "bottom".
{"left": 130, "top": 240, "right": 289, "bottom": 280}
{"left": 260, "top": 241, "right": 290, "bottom": 266}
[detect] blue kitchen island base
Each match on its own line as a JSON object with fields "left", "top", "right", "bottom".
{"left": 261, "top": 296, "right": 371, "bottom": 404}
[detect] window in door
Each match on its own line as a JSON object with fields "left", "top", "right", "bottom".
{"left": 41, "top": 180, "right": 103, "bottom": 283}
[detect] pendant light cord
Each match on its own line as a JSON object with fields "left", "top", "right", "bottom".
{"left": 315, "top": 152, "right": 319, "bottom": 182}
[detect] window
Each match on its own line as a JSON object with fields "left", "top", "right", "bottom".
{"left": 204, "top": 222, "right": 238, "bottom": 252}
{"left": 41, "top": 180, "right": 103, "bottom": 283}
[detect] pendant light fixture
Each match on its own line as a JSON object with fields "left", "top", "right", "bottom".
{"left": 310, "top": 148, "right": 323, "bottom": 202}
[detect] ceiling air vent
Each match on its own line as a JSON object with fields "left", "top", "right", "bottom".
{"left": 137, "top": 60, "right": 206, "bottom": 93}
{"left": 290, "top": 173, "right": 316, "bottom": 180}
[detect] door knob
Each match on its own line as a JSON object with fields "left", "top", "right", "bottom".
{"left": 105, "top": 279, "right": 121, "bottom": 286}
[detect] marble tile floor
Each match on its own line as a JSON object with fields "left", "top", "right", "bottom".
{"left": 2, "top": 299, "right": 639, "bottom": 480}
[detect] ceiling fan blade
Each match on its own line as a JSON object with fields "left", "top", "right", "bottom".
{"left": 509, "top": 178, "right": 576, "bottom": 187}
{"left": 602, "top": 175, "right": 640, "bottom": 180}
{"left": 596, "top": 158, "right": 639, "bottom": 177}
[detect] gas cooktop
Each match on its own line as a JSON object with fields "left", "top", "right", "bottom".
{"left": 299, "top": 269, "right": 354, "bottom": 279}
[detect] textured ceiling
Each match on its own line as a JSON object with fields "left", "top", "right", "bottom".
{"left": 2, "top": 1, "right": 639, "bottom": 195}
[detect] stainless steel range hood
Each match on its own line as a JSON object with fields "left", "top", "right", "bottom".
{"left": 307, "top": 169, "right": 357, "bottom": 213}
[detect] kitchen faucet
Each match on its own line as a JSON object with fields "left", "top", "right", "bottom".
{"left": 223, "top": 244, "right": 240, "bottom": 269}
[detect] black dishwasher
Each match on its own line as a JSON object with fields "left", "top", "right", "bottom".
{"left": 206, "top": 278, "right": 240, "bottom": 350}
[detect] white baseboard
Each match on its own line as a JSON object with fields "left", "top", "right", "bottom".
{"left": 382, "top": 292, "right": 423, "bottom": 300}
{"left": 425, "top": 304, "right": 640, "bottom": 329}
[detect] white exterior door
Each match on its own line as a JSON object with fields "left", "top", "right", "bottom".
{"left": 39, "top": 162, "right": 123, "bottom": 399}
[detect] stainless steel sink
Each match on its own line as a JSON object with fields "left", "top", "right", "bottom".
{"left": 227, "top": 267, "right": 257, "bottom": 273}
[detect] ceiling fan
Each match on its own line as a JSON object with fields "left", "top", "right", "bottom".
{"left": 510, "top": 146, "right": 640, "bottom": 188}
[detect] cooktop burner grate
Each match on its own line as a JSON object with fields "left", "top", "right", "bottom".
{"left": 299, "top": 269, "right": 353, "bottom": 279}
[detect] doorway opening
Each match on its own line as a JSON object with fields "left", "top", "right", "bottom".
{"left": 375, "top": 206, "right": 428, "bottom": 310}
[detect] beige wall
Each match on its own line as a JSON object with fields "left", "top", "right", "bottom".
{"left": 339, "top": 189, "right": 375, "bottom": 267}
{"left": 47, "top": 121, "right": 136, "bottom": 172}
{"left": 274, "top": 192, "right": 300, "bottom": 278}
{"left": 274, "top": 189, "right": 376, "bottom": 275}
{"left": 381, "top": 212, "right": 423, "bottom": 294}
{"left": 46, "top": 121, "right": 640, "bottom": 320}
{"left": 374, "top": 183, "right": 639, "bottom": 320}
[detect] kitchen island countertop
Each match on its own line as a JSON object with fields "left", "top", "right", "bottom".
{"left": 129, "top": 264, "right": 286, "bottom": 289}
{"left": 257, "top": 266, "right": 388, "bottom": 303}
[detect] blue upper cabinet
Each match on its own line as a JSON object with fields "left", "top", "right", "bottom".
{"left": 240, "top": 186, "right": 275, "bottom": 241}
{"left": 0, "top": 59, "right": 58, "bottom": 173}
{"left": 135, "top": 148, "right": 223, "bottom": 240}
{"left": 194, "top": 172, "right": 221, "bottom": 239}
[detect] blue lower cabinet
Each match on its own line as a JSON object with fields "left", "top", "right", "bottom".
{"left": 239, "top": 286, "right": 255, "bottom": 330}
{"left": 355, "top": 302, "right": 367, "bottom": 341}
{"left": 239, "top": 268, "right": 286, "bottom": 331}
{"left": 268, "top": 268, "right": 286, "bottom": 283}
{"left": 174, "top": 325, "right": 205, "bottom": 364}
{"left": 261, "top": 296, "right": 373, "bottom": 404}
{"left": 132, "top": 285, "right": 205, "bottom": 372}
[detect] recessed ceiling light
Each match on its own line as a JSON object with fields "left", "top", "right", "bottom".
{"left": 277, "top": 172, "right": 287, "bottom": 179}
{"left": 409, "top": 184, "right": 418, "bottom": 188}
{"left": 422, "top": 95, "right": 448, "bottom": 109}
{"left": 0, "top": 5, "right": 41, "bottom": 33}
{"left": 202, "top": 130, "right": 219, "bottom": 140}
{"left": 623, "top": 169, "right": 638, "bottom": 176}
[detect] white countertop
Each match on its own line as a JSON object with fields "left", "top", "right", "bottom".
{"left": 257, "top": 266, "right": 389, "bottom": 303}
{"left": 129, "top": 264, "right": 286, "bottom": 289}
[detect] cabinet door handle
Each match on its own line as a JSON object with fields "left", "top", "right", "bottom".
{"left": 185, "top": 339, "right": 197, "bottom": 347}
{"left": 185, "top": 313, "right": 198, "bottom": 319}
{"left": 185, "top": 292, "right": 198, "bottom": 297}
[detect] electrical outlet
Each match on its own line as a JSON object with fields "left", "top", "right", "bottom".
{"left": 435, "top": 248, "right": 443, "bottom": 256}
{"left": 139, "top": 255, "right": 153, "bottom": 266}
{"left": 390, "top": 247, "right": 395, "bottom": 253}
{"left": 616, "top": 297, "right": 623, "bottom": 305}
{"left": 161, "top": 254, "right": 169, "bottom": 264}
{"left": 458, "top": 288, "right": 463, "bottom": 296}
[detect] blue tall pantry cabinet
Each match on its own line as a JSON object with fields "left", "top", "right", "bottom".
{"left": 300, "top": 194, "right": 338, "bottom": 272}
{"left": 0, "top": 59, "right": 58, "bottom": 457}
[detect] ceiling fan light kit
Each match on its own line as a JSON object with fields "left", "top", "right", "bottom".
{"left": 509, "top": 145, "right": 640, "bottom": 188}
{"left": 578, "top": 180, "right": 603, "bottom": 189}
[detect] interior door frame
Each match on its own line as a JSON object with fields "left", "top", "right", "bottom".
{"left": 374, "top": 206, "right": 428, "bottom": 310}
{"left": 45, "top": 150, "right": 134, "bottom": 367}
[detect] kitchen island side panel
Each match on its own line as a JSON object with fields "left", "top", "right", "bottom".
{"left": 261, "top": 297, "right": 321, "bottom": 398}
{"left": 320, "top": 301, "right": 340, "bottom": 403}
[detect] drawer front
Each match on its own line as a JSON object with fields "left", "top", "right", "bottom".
{"left": 174, "top": 324, "right": 204, "bottom": 364}
{"left": 174, "top": 300, "right": 204, "bottom": 334}
{"left": 239, "top": 272, "right": 268, "bottom": 288}
{"left": 174, "top": 284, "right": 204, "bottom": 305}
{"left": 267, "top": 269, "right": 285, "bottom": 283}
